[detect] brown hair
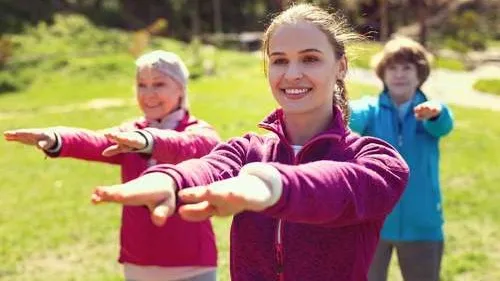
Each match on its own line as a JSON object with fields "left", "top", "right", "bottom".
{"left": 372, "top": 37, "right": 433, "bottom": 87}
{"left": 261, "top": 3, "right": 361, "bottom": 125}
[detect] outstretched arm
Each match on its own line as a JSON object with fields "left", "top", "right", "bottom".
{"left": 260, "top": 138, "right": 409, "bottom": 226}
{"left": 414, "top": 101, "right": 454, "bottom": 138}
{"left": 4, "top": 127, "right": 122, "bottom": 164}
{"left": 143, "top": 121, "right": 220, "bottom": 163}
{"left": 91, "top": 134, "right": 253, "bottom": 223}
{"left": 178, "top": 137, "right": 408, "bottom": 226}
{"left": 100, "top": 121, "right": 220, "bottom": 164}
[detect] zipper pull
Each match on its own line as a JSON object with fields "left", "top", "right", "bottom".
{"left": 398, "top": 134, "right": 403, "bottom": 146}
{"left": 276, "top": 243, "right": 284, "bottom": 280}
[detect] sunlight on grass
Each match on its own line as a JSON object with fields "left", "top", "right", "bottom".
{"left": 473, "top": 79, "right": 500, "bottom": 96}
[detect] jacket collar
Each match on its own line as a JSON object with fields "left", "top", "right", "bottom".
{"left": 380, "top": 89, "right": 428, "bottom": 109}
{"left": 137, "top": 109, "right": 191, "bottom": 131}
{"left": 257, "top": 105, "right": 348, "bottom": 144}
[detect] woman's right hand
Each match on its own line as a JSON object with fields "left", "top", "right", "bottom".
{"left": 92, "top": 172, "right": 177, "bottom": 226}
{"left": 3, "top": 128, "right": 56, "bottom": 150}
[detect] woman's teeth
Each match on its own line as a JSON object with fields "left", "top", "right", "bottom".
{"left": 283, "top": 88, "right": 309, "bottom": 95}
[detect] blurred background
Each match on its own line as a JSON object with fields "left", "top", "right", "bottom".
{"left": 0, "top": 1, "right": 499, "bottom": 280}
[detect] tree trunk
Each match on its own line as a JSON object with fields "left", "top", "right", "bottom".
{"left": 379, "top": 0, "right": 389, "bottom": 42}
{"left": 417, "top": 1, "right": 427, "bottom": 46}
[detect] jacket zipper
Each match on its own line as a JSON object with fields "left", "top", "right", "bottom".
{"left": 394, "top": 109, "right": 403, "bottom": 238}
{"left": 276, "top": 220, "right": 284, "bottom": 281}
{"left": 259, "top": 123, "right": 344, "bottom": 281}
{"left": 397, "top": 119, "right": 403, "bottom": 147}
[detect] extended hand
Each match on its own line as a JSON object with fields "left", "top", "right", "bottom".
{"left": 3, "top": 128, "right": 56, "bottom": 150}
{"left": 102, "top": 131, "right": 147, "bottom": 157}
{"left": 92, "top": 172, "right": 176, "bottom": 226}
{"left": 178, "top": 174, "right": 277, "bottom": 222}
{"left": 414, "top": 101, "right": 442, "bottom": 120}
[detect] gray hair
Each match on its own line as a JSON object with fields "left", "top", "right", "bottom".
{"left": 135, "top": 50, "right": 190, "bottom": 109}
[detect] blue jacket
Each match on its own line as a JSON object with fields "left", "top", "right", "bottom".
{"left": 349, "top": 90, "right": 453, "bottom": 241}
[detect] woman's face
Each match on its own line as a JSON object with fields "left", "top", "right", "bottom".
{"left": 136, "top": 67, "right": 182, "bottom": 120}
{"left": 383, "top": 62, "right": 420, "bottom": 105}
{"left": 267, "top": 22, "right": 346, "bottom": 118}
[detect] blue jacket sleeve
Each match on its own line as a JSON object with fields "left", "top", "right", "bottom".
{"left": 422, "top": 104, "right": 454, "bottom": 138}
{"left": 349, "top": 97, "right": 374, "bottom": 134}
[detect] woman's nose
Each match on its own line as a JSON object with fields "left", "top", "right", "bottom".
{"left": 284, "top": 63, "right": 303, "bottom": 81}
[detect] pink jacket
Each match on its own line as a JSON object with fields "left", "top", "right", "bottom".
{"left": 47, "top": 112, "right": 219, "bottom": 267}
{"left": 145, "top": 107, "right": 409, "bottom": 280}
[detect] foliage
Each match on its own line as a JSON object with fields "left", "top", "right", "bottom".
{"left": 441, "top": 11, "right": 489, "bottom": 54}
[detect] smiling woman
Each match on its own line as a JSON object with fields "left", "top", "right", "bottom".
{"left": 4, "top": 50, "right": 221, "bottom": 281}
{"left": 264, "top": 21, "right": 348, "bottom": 145}
{"left": 135, "top": 51, "right": 188, "bottom": 121}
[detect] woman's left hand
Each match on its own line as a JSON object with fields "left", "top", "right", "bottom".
{"left": 177, "top": 174, "right": 277, "bottom": 222}
{"left": 102, "top": 131, "right": 147, "bottom": 157}
{"left": 414, "top": 101, "right": 442, "bottom": 120}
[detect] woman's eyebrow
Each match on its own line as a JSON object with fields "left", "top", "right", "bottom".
{"left": 299, "top": 48, "right": 322, "bottom": 54}
{"left": 270, "top": 48, "right": 323, "bottom": 56}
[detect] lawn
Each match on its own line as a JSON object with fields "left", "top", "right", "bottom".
{"left": 1, "top": 14, "right": 499, "bottom": 281}
{"left": 473, "top": 79, "right": 500, "bottom": 96}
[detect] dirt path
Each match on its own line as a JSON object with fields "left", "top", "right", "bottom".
{"left": 348, "top": 64, "right": 500, "bottom": 111}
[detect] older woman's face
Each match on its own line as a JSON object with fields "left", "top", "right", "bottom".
{"left": 267, "top": 22, "right": 346, "bottom": 118}
{"left": 383, "top": 62, "right": 420, "bottom": 105}
{"left": 136, "top": 67, "right": 182, "bottom": 120}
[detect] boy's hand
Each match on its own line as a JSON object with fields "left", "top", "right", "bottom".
{"left": 102, "top": 131, "right": 147, "bottom": 157}
{"left": 92, "top": 172, "right": 176, "bottom": 226}
{"left": 414, "top": 101, "right": 442, "bottom": 120}
{"left": 3, "top": 128, "right": 56, "bottom": 150}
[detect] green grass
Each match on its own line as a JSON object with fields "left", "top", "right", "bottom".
{"left": 1, "top": 13, "right": 500, "bottom": 281}
{"left": 473, "top": 79, "right": 500, "bottom": 96}
{"left": 434, "top": 56, "right": 466, "bottom": 71}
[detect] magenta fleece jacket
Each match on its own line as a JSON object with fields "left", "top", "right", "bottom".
{"left": 46, "top": 112, "right": 220, "bottom": 267}
{"left": 145, "top": 106, "right": 409, "bottom": 281}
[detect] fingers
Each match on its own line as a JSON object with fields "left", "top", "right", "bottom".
{"left": 149, "top": 199, "right": 175, "bottom": 226}
{"left": 414, "top": 104, "right": 440, "bottom": 120}
{"left": 178, "top": 201, "right": 216, "bottom": 222}
{"left": 92, "top": 184, "right": 129, "bottom": 204}
{"left": 102, "top": 144, "right": 130, "bottom": 157}
{"left": 178, "top": 186, "right": 214, "bottom": 203}
{"left": 105, "top": 132, "right": 145, "bottom": 150}
{"left": 92, "top": 173, "right": 175, "bottom": 205}
{"left": 4, "top": 130, "right": 39, "bottom": 145}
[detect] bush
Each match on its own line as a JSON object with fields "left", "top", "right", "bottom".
{"left": 441, "top": 11, "right": 488, "bottom": 53}
{"left": 0, "top": 14, "right": 133, "bottom": 94}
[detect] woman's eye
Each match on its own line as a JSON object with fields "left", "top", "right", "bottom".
{"left": 153, "top": 82, "right": 166, "bottom": 87}
{"left": 272, "top": 58, "right": 288, "bottom": 65}
{"left": 138, "top": 83, "right": 146, "bottom": 88}
{"left": 303, "top": 56, "right": 319, "bottom": 63}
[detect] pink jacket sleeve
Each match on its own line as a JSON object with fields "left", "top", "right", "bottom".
{"left": 144, "top": 135, "right": 252, "bottom": 188}
{"left": 46, "top": 126, "right": 123, "bottom": 165}
{"left": 145, "top": 135, "right": 408, "bottom": 227}
{"left": 143, "top": 121, "right": 221, "bottom": 164}
{"left": 261, "top": 137, "right": 409, "bottom": 226}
